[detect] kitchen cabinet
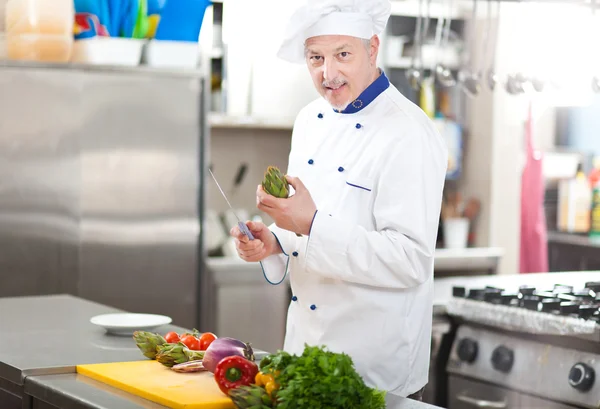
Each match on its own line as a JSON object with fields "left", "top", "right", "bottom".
{"left": 205, "top": 257, "right": 291, "bottom": 354}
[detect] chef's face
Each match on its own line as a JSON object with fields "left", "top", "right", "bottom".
{"left": 304, "top": 35, "right": 380, "bottom": 111}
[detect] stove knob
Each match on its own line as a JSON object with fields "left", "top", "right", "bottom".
{"left": 491, "top": 346, "right": 514, "bottom": 373}
{"left": 569, "top": 363, "right": 595, "bottom": 392}
{"left": 457, "top": 338, "right": 478, "bottom": 363}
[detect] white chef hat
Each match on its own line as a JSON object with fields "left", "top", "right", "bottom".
{"left": 277, "top": 0, "right": 392, "bottom": 64}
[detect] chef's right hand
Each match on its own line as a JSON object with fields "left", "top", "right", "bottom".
{"left": 230, "top": 221, "right": 281, "bottom": 262}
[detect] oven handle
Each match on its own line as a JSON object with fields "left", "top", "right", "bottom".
{"left": 456, "top": 392, "right": 508, "bottom": 408}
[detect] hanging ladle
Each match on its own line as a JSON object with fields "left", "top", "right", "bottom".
{"left": 459, "top": 0, "right": 481, "bottom": 97}
{"left": 435, "top": 0, "right": 457, "bottom": 87}
{"left": 504, "top": 1, "right": 527, "bottom": 95}
{"left": 485, "top": 0, "right": 500, "bottom": 91}
{"left": 406, "top": 0, "right": 425, "bottom": 90}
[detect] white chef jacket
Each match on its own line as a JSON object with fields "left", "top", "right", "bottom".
{"left": 260, "top": 70, "right": 448, "bottom": 397}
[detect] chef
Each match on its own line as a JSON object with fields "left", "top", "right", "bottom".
{"left": 229, "top": 0, "right": 448, "bottom": 402}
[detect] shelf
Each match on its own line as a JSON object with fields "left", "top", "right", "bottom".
{"left": 390, "top": 0, "right": 470, "bottom": 19}
{"left": 210, "top": 48, "right": 224, "bottom": 59}
{"left": 433, "top": 247, "right": 505, "bottom": 272}
{"left": 385, "top": 56, "right": 461, "bottom": 70}
{"left": 208, "top": 113, "right": 295, "bottom": 130}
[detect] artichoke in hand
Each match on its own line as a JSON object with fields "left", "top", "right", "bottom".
{"left": 262, "top": 166, "right": 289, "bottom": 198}
{"left": 133, "top": 331, "right": 167, "bottom": 359}
{"left": 155, "top": 342, "right": 205, "bottom": 368}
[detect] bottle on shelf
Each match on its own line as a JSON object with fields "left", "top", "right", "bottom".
{"left": 588, "top": 156, "right": 600, "bottom": 189}
{"left": 590, "top": 178, "right": 600, "bottom": 238}
{"left": 558, "top": 163, "right": 592, "bottom": 234}
{"left": 5, "top": 0, "right": 74, "bottom": 63}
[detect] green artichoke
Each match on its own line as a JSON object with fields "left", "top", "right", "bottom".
{"left": 133, "top": 331, "right": 167, "bottom": 359}
{"left": 155, "top": 342, "right": 204, "bottom": 367}
{"left": 229, "top": 385, "right": 274, "bottom": 409}
{"left": 262, "top": 166, "right": 289, "bottom": 198}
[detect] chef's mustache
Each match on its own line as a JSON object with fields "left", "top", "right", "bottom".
{"left": 322, "top": 78, "right": 347, "bottom": 88}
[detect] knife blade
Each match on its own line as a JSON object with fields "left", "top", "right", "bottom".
{"left": 208, "top": 168, "right": 255, "bottom": 240}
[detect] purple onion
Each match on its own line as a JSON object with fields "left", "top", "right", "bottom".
{"left": 202, "top": 337, "right": 255, "bottom": 373}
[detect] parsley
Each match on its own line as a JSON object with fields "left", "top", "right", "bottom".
{"left": 259, "top": 344, "right": 386, "bottom": 409}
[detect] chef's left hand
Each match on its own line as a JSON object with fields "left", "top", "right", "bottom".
{"left": 257, "top": 175, "right": 317, "bottom": 236}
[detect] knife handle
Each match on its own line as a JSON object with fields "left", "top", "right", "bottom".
{"left": 238, "top": 221, "right": 255, "bottom": 240}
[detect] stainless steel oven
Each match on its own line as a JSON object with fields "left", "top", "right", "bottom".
{"left": 449, "top": 376, "right": 579, "bottom": 409}
{"left": 446, "top": 282, "right": 600, "bottom": 409}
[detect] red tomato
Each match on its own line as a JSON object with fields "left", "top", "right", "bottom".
{"left": 180, "top": 335, "right": 202, "bottom": 350}
{"left": 199, "top": 332, "right": 217, "bottom": 350}
{"left": 164, "top": 331, "right": 180, "bottom": 344}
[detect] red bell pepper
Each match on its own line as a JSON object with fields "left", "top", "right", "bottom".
{"left": 214, "top": 355, "right": 259, "bottom": 395}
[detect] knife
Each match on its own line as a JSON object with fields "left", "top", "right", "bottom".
{"left": 208, "top": 168, "right": 255, "bottom": 240}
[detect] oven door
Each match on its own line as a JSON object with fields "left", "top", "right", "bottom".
{"left": 449, "top": 376, "right": 519, "bottom": 409}
{"left": 520, "top": 393, "right": 580, "bottom": 409}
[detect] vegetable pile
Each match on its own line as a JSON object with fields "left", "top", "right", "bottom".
{"left": 231, "top": 344, "right": 387, "bottom": 409}
{"left": 134, "top": 331, "right": 386, "bottom": 409}
{"left": 133, "top": 329, "right": 220, "bottom": 371}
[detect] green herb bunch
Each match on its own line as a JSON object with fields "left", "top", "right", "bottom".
{"left": 258, "top": 344, "right": 386, "bottom": 409}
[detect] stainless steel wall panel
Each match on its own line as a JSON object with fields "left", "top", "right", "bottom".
{"left": 0, "top": 63, "right": 205, "bottom": 329}
{"left": 76, "top": 70, "right": 202, "bottom": 329}
{"left": 0, "top": 66, "right": 82, "bottom": 297}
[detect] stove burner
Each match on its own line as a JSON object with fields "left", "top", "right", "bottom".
{"left": 556, "top": 293, "right": 578, "bottom": 302}
{"left": 467, "top": 289, "right": 485, "bottom": 300}
{"left": 540, "top": 298, "right": 562, "bottom": 312}
{"left": 500, "top": 293, "right": 518, "bottom": 306}
{"left": 553, "top": 284, "right": 574, "bottom": 294}
{"left": 483, "top": 288, "right": 503, "bottom": 304}
{"left": 585, "top": 281, "right": 600, "bottom": 293}
{"left": 519, "top": 285, "right": 536, "bottom": 296}
{"left": 559, "top": 302, "right": 580, "bottom": 316}
{"left": 522, "top": 296, "right": 541, "bottom": 311}
{"left": 578, "top": 305, "right": 598, "bottom": 320}
{"left": 573, "top": 289, "right": 596, "bottom": 302}
{"left": 534, "top": 291, "right": 558, "bottom": 299}
{"left": 452, "top": 284, "right": 600, "bottom": 322}
{"left": 453, "top": 286, "right": 466, "bottom": 297}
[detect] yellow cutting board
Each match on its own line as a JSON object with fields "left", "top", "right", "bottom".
{"left": 76, "top": 360, "right": 235, "bottom": 409}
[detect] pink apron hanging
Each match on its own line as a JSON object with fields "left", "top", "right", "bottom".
{"left": 519, "top": 101, "right": 549, "bottom": 273}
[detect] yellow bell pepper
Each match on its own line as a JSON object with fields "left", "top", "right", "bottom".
{"left": 265, "top": 380, "right": 277, "bottom": 396}
{"left": 254, "top": 371, "right": 279, "bottom": 396}
{"left": 254, "top": 371, "right": 263, "bottom": 386}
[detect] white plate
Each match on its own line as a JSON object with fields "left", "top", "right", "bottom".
{"left": 90, "top": 313, "right": 172, "bottom": 336}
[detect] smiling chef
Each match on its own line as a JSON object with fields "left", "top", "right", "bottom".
{"left": 229, "top": 0, "right": 448, "bottom": 402}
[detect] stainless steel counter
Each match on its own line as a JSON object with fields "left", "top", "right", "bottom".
{"left": 25, "top": 373, "right": 442, "bottom": 409}
{"left": 25, "top": 373, "right": 168, "bottom": 409}
{"left": 0, "top": 294, "right": 442, "bottom": 409}
{"left": 0, "top": 294, "right": 186, "bottom": 386}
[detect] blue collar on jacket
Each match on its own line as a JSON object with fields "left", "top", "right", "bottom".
{"left": 333, "top": 70, "right": 390, "bottom": 114}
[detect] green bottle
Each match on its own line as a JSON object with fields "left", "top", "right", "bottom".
{"left": 591, "top": 180, "right": 600, "bottom": 237}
